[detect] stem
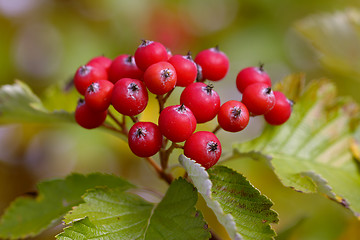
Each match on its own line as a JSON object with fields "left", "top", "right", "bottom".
{"left": 210, "top": 230, "right": 222, "bottom": 240}
{"left": 163, "top": 88, "right": 174, "bottom": 102}
{"left": 212, "top": 125, "right": 221, "bottom": 134}
{"left": 101, "top": 123, "right": 123, "bottom": 134}
{"left": 130, "top": 115, "right": 139, "bottom": 123}
{"left": 156, "top": 94, "right": 165, "bottom": 113}
{"left": 144, "top": 157, "right": 173, "bottom": 184}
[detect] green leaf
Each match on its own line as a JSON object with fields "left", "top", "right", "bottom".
{"left": 0, "top": 80, "right": 74, "bottom": 124}
{"left": 295, "top": 9, "right": 360, "bottom": 80}
{"left": 56, "top": 178, "right": 210, "bottom": 240}
{"left": 234, "top": 76, "right": 360, "bottom": 218}
{"left": 179, "top": 155, "right": 278, "bottom": 240}
{"left": 0, "top": 173, "right": 134, "bottom": 239}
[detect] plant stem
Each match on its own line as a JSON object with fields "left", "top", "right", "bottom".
{"left": 101, "top": 123, "right": 123, "bottom": 134}
{"left": 156, "top": 94, "right": 165, "bottom": 113}
{"left": 212, "top": 125, "right": 221, "bottom": 134}
{"left": 144, "top": 157, "right": 173, "bottom": 184}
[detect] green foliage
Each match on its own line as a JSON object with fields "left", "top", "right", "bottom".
{"left": 233, "top": 75, "right": 360, "bottom": 217}
{"left": 0, "top": 80, "right": 73, "bottom": 124}
{"left": 56, "top": 178, "right": 210, "bottom": 240}
{"left": 179, "top": 155, "right": 278, "bottom": 240}
{"left": 0, "top": 173, "right": 134, "bottom": 239}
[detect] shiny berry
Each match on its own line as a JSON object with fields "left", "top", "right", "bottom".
{"left": 84, "top": 80, "right": 114, "bottom": 112}
{"left": 87, "top": 56, "right": 112, "bottom": 72}
{"left": 241, "top": 83, "right": 275, "bottom": 116}
{"left": 128, "top": 122, "right": 162, "bottom": 157}
{"left": 75, "top": 99, "right": 107, "bottom": 129}
{"left": 236, "top": 64, "right": 271, "bottom": 93}
{"left": 108, "top": 54, "right": 143, "bottom": 83}
{"left": 111, "top": 78, "right": 148, "bottom": 116}
{"left": 194, "top": 46, "right": 229, "bottom": 81}
{"left": 134, "top": 40, "right": 168, "bottom": 71}
{"left": 168, "top": 54, "right": 197, "bottom": 87}
{"left": 158, "top": 104, "right": 197, "bottom": 142}
{"left": 180, "top": 82, "right": 220, "bottom": 123}
{"left": 217, "top": 100, "right": 249, "bottom": 132}
{"left": 144, "top": 61, "right": 177, "bottom": 95}
{"left": 264, "top": 91, "right": 292, "bottom": 125}
{"left": 74, "top": 64, "right": 108, "bottom": 95}
{"left": 184, "top": 131, "right": 222, "bottom": 169}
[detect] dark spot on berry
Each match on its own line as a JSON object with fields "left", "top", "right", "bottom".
{"left": 128, "top": 82, "right": 139, "bottom": 92}
{"left": 77, "top": 98, "right": 85, "bottom": 105}
{"left": 196, "top": 63, "right": 203, "bottom": 82}
{"left": 231, "top": 107, "right": 242, "bottom": 118}
{"left": 177, "top": 104, "right": 187, "bottom": 112}
{"left": 259, "top": 62, "right": 265, "bottom": 72}
{"left": 203, "top": 84, "right": 214, "bottom": 95}
{"left": 135, "top": 128, "right": 146, "bottom": 138}
{"left": 207, "top": 141, "right": 218, "bottom": 152}
{"left": 126, "top": 55, "right": 133, "bottom": 63}
{"left": 79, "top": 65, "right": 91, "bottom": 76}
{"left": 265, "top": 87, "right": 272, "bottom": 95}
{"left": 162, "top": 69, "right": 172, "bottom": 78}
{"left": 186, "top": 51, "right": 193, "bottom": 60}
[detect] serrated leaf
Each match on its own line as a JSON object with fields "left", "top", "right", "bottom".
{"left": 234, "top": 76, "right": 360, "bottom": 218}
{"left": 179, "top": 155, "right": 278, "bottom": 240}
{"left": 295, "top": 9, "right": 360, "bottom": 80}
{"left": 0, "top": 80, "right": 74, "bottom": 124}
{"left": 56, "top": 178, "right": 210, "bottom": 240}
{"left": 0, "top": 173, "right": 134, "bottom": 239}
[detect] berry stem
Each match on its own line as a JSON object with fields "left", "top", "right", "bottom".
{"left": 101, "top": 123, "right": 123, "bottom": 134}
{"left": 108, "top": 110, "right": 129, "bottom": 135}
{"left": 144, "top": 156, "right": 173, "bottom": 184}
{"left": 163, "top": 88, "right": 175, "bottom": 102}
{"left": 130, "top": 115, "right": 139, "bottom": 123}
{"left": 156, "top": 94, "right": 165, "bottom": 113}
{"left": 212, "top": 124, "right": 221, "bottom": 134}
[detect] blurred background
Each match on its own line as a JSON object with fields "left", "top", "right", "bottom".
{"left": 1, "top": 0, "right": 360, "bottom": 239}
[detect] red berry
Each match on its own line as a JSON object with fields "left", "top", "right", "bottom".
{"left": 180, "top": 82, "right": 220, "bottom": 123}
{"left": 217, "top": 100, "right": 249, "bottom": 132}
{"left": 144, "top": 61, "right": 177, "bottom": 95}
{"left": 74, "top": 64, "right": 108, "bottom": 95}
{"left": 111, "top": 78, "right": 148, "bottom": 116}
{"left": 194, "top": 46, "right": 229, "bottom": 81}
{"left": 84, "top": 80, "right": 114, "bottom": 112}
{"left": 241, "top": 83, "right": 275, "bottom": 116}
{"left": 108, "top": 54, "right": 143, "bottom": 83}
{"left": 158, "top": 104, "right": 197, "bottom": 142}
{"left": 236, "top": 65, "right": 271, "bottom": 93}
{"left": 128, "top": 122, "right": 162, "bottom": 157}
{"left": 264, "top": 91, "right": 292, "bottom": 125}
{"left": 168, "top": 54, "right": 197, "bottom": 87}
{"left": 87, "top": 56, "right": 112, "bottom": 72}
{"left": 184, "top": 131, "right": 222, "bottom": 169}
{"left": 134, "top": 40, "right": 168, "bottom": 71}
{"left": 75, "top": 99, "right": 107, "bottom": 129}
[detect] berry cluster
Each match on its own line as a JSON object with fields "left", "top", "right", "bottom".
{"left": 73, "top": 39, "right": 292, "bottom": 172}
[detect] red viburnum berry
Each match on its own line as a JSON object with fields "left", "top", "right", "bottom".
{"left": 87, "top": 56, "right": 112, "bottom": 72}
{"left": 236, "top": 64, "right": 271, "bottom": 93}
{"left": 158, "top": 104, "right": 197, "bottom": 142}
{"left": 241, "top": 83, "right": 275, "bottom": 116}
{"left": 74, "top": 64, "right": 108, "bottom": 95}
{"left": 264, "top": 91, "right": 292, "bottom": 125}
{"left": 143, "top": 61, "right": 177, "bottom": 95}
{"left": 180, "top": 82, "right": 220, "bottom": 123}
{"left": 184, "top": 131, "right": 222, "bottom": 169}
{"left": 84, "top": 80, "right": 114, "bottom": 112}
{"left": 194, "top": 46, "right": 229, "bottom": 81}
{"left": 111, "top": 78, "right": 148, "bottom": 116}
{"left": 75, "top": 99, "right": 107, "bottom": 129}
{"left": 168, "top": 53, "right": 197, "bottom": 87}
{"left": 108, "top": 54, "right": 143, "bottom": 83}
{"left": 128, "top": 122, "right": 162, "bottom": 157}
{"left": 217, "top": 100, "right": 249, "bottom": 132}
{"left": 134, "top": 40, "right": 168, "bottom": 71}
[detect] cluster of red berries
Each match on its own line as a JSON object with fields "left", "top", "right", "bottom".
{"left": 73, "top": 39, "right": 292, "bottom": 169}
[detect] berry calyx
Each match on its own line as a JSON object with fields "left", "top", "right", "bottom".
{"left": 74, "top": 64, "right": 108, "bottom": 95}
{"left": 158, "top": 104, "right": 197, "bottom": 142}
{"left": 194, "top": 46, "right": 229, "bottom": 81}
{"left": 241, "top": 83, "right": 276, "bottom": 116}
{"left": 84, "top": 80, "right": 114, "bottom": 112}
{"left": 180, "top": 82, "right": 220, "bottom": 123}
{"left": 128, "top": 122, "right": 162, "bottom": 157}
{"left": 217, "top": 100, "right": 249, "bottom": 132}
{"left": 144, "top": 61, "right": 177, "bottom": 95}
{"left": 111, "top": 78, "right": 148, "bottom": 116}
{"left": 108, "top": 54, "right": 143, "bottom": 83}
{"left": 184, "top": 131, "right": 222, "bottom": 169}
{"left": 168, "top": 54, "right": 197, "bottom": 87}
{"left": 75, "top": 99, "right": 107, "bottom": 129}
{"left": 134, "top": 40, "right": 168, "bottom": 71}
{"left": 236, "top": 65, "right": 272, "bottom": 93}
{"left": 264, "top": 91, "right": 292, "bottom": 125}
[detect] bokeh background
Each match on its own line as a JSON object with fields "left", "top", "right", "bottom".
{"left": 1, "top": 0, "right": 360, "bottom": 239}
